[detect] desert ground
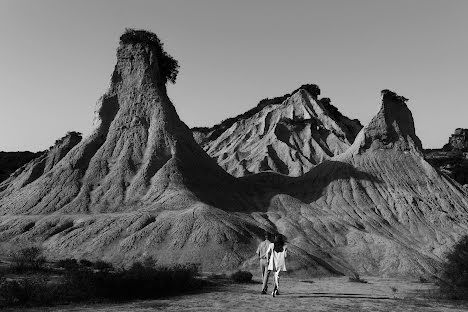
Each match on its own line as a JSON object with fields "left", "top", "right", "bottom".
{"left": 4, "top": 276, "right": 468, "bottom": 312}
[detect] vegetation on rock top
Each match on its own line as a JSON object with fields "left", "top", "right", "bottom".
{"left": 120, "top": 28, "right": 179, "bottom": 84}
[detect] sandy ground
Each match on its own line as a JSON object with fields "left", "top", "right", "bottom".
{"left": 5, "top": 276, "right": 468, "bottom": 312}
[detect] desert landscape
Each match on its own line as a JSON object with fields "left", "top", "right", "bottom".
{"left": 1, "top": 1, "right": 468, "bottom": 311}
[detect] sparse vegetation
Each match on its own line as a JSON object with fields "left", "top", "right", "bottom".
{"left": 0, "top": 256, "right": 203, "bottom": 308}
{"left": 120, "top": 28, "right": 179, "bottom": 84}
{"left": 230, "top": 270, "right": 253, "bottom": 283}
{"left": 11, "top": 246, "right": 46, "bottom": 273}
{"left": 381, "top": 89, "right": 409, "bottom": 103}
{"left": 438, "top": 235, "right": 468, "bottom": 300}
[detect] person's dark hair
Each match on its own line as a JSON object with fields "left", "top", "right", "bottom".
{"left": 273, "top": 234, "right": 285, "bottom": 253}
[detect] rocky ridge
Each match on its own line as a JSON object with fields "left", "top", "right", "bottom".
{"left": 1, "top": 30, "right": 468, "bottom": 278}
{"left": 193, "top": 86, "right": 362, "bottom": 177}
{"left": 425, "top": 128, "right": 468, "bottom": 187}
{"left": 0, "top": 151, "right": 44, "bottom": 183}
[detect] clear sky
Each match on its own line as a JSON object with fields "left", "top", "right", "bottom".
{"left": 0, "top": 0, "right": 467, "bottom": 151}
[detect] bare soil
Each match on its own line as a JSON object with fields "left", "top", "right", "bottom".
{"left": 5, "top": 276, "right": 468, "bottom": 312}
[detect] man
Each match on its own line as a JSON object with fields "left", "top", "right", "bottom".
{"left": 256, "top": 231, "right": 271, "bottom": 294}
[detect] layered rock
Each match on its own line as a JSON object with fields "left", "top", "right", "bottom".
{"left": 0, "top": 30, "right": 265, "bottom": 270}
{"left": 193, "top": 86, "right": 362, "bottom": 177}
{"left": 1, "top": 30, "right": 468, "bottom": 278}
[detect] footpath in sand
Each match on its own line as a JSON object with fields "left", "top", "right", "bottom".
{"left": 10, "top": 276, "right": 468, "bottom": 312}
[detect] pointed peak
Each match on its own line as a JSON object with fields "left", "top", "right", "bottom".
{"left": 350, "top": 89, "right": 423, "bottom": 154}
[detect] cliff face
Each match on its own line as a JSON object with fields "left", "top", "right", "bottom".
{"left": 193, "top": 86, "right": 362, "bottom": 177}
{"left": 1, "top": 30, "right": 468, "bottom": 278}
{"left": 445, "top": 128, "right": 468, "bottom": 151}
{"left": 0, "top": 31, "right": 252, "bottom": 215}
{"left": 425, "top": 128, "right": 468, "bottom": 187}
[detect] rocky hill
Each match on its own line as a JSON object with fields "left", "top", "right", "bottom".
{"left": 0, "top": 151, "right": 44, "bottom": 182}
{"left": 1, "top": 30, "right": 468, "bottom": 278}
{"left": 425, "top": 128, "right": 468, "bottom": 187}
{"left": 193, "top": 86, "right": 362, "bottom": 177}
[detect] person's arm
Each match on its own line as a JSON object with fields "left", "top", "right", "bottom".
{"left": 266, "top": 243, "right": 272, "bottom": 260}
{"left": 284, "top": 245, "right": 288, "bottom": 258}
{"left": 256, "top": 244, "right": 260, "bottom": 257}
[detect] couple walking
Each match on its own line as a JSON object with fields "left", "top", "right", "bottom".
{"left": 256, "top": 232, "right": 287, "bottom": 297}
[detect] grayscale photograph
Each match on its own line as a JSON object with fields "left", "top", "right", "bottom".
{"left": 0, "top": 1, "right": 467, "bottom": 311}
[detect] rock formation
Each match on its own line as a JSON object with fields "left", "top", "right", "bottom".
{"left": 444, "top": 128, "right": 468, "bottom": 151}
{"left": 0, "top": 151, "right": 44, "bottom": 183}
{"left": 425, "top": 128, "right": 468, "bottom": 187}
{"left": 1, "top": 30, "right": 468, "bottom": 278}
{"left": 193, "top": 86, "right": 362, "bottom": 177}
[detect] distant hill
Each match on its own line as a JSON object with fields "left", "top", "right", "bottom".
{"left": 425, "top": 128, "right": 468, "bottom": 187}
{"left": 192, "top": 85, "right": 362, "bottom": 177}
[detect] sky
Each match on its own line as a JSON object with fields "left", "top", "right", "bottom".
{"left": 0, "top": 0, "right": 467, "bottom": 151}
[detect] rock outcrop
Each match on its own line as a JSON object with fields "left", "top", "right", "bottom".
{"left": 193, "top": 86, "right": 362, "bottom": 177}
{"left": 444, "top": 128, "right": 468, "bottom": 151}
{"left": 425, "top": 128, "right": 468, "bottom": 187}
{"left": 1, "top": 30, "right": 468, "bottom": 278}
{"left": 0, "top": 151, "right": 44, "bottom": 183}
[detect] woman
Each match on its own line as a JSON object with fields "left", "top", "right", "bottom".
{"left": 262, "top": 234, "right": 287, "bottom": 297}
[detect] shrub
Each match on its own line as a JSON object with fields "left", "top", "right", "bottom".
{"left": 56, "top": 259, "right": 79, "bottom": 271}
{"left": 92, "top": 260, "right": 113, "bottom": 271}
{"left": 230, "top": 270, "right": 253, "bottom": 283}
{"left": 0, "top": 262, "right": 203, "bottom": 307}
{"left": 79, "top": 259, "right": 93, "bottom": 267}
{"left": 11, "top": 246, "right": 45, "bottom": 272}
{"left": 0, "top": 276, "right": 56, "bottom": 307}
{"left": 120, "top": 28, "right": 179, "bottom": 84}
{"left": 439, "top": 235, "right": 468, "bottom": 299}
{"left": 381, "top": 89, "right": 408, "bottom": 103}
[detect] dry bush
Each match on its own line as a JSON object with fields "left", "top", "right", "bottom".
{"left": 439, "top": 235, "right": 468, "bottom": 300}
{"left": 11, "top": 246, "right": 45, "bottom": 272}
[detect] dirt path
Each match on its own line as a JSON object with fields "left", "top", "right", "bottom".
{"left": 6, "top": 276, "right": 468, "bottom": 312}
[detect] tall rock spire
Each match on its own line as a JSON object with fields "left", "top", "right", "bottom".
{"left": 0, "top": 29, "right": 243, "bottom": 214}
{"left": 348, "top": 89, "right": 423, "bottom": 155}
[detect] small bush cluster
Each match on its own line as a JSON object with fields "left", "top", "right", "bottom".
{"left": 120, "top": 28, "right": 179, "bottom": 84}
{"left": 230, "top": 270, "right": 253, "bottom": 283}
{"left": 0, "top": 249, "right": 203, "bottom": 307}
{"left": 439, "top": 235, "right": 468, "bottom": 300}
{"left": 11, "top": 246, "right": 46, "bottom": 273}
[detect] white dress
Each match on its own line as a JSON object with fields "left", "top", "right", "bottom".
{"left": 266, "top": 243, "right": 287, "bottom": 271}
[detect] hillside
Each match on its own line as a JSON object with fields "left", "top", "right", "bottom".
{"left": 193, "top": 86, "right": 362, "bottom": 177}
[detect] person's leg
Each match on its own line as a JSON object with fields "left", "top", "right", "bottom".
{"left": 262, "top": 261, "right": 268, "bottom": 290}
{"left": 259, "top": 260, "right": 264, "bottom": 280}
{"left": 273, "top": 269, "right": 280, "bottom": 294}
{"left": 262, "top": 269, "right": 270, "bottom": 293}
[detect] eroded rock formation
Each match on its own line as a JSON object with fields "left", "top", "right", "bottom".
{"left": 1, "top": 30, "right": 468, "bottom": 278}
{"left": 0, "top": 151, "right": 44, "bottom": 183}
{"left": 193, "top": 86, "right": 362, "bottom": 177}
{"left": 425, "top": 128, "right": 468, "bottom": 186}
